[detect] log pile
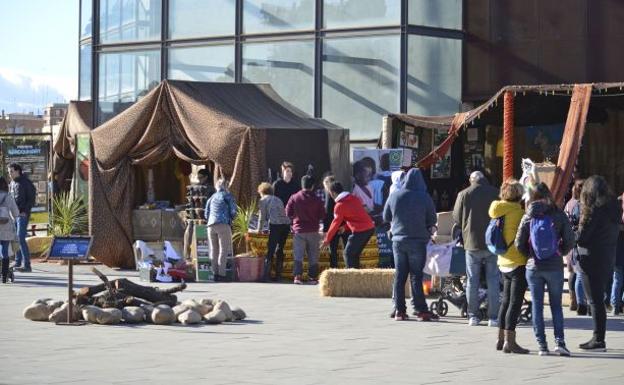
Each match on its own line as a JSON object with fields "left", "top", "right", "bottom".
{"left": 23, "top": 268, "right": 247, "bottom": 326}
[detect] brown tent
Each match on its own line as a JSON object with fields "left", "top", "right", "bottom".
{"left": 382, "top": 82, "right": 624, "bottom": 206}
{"left": 88, "top": 80, "right": 349, "bottom": 268}
{"left": 52, "top": 100, "right": 92, "bottom": 193}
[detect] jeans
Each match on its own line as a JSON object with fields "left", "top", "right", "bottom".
{"left": 263, "top": 224, "right": 290, "bottom": 281}
{"left": 611, "top": 266, "right": 624, "bottom": 309}
{"left": 498, "top": 266, "right": 528, "bottom": 331}
{"left": 15, "top": 215, "right": 30, "bottom": 269}
{"left": 465, "top": 249, "right": 500, "bottom": 320}
{"left": 575, "top": 271, "right": 588, "bottom": 306}
{"left": 343, "top": 229, "right": 374, "bottom": 268}
{"left": 0, "top": 240, "right": 9, "bottom": 260}
{"left": 207, "top": 223, "right": 233, "bottom": 277}
{"left": 526, "top": 268, "right": 565, "bottom": 346}
{"left": 329, "top": 231, "right": 350, "bottom": 268}
{"left": 292, "top": 232, "right": 321, "bottom": 278}
{"left": 392, "top": 240, "right": 428, "bottom": 313}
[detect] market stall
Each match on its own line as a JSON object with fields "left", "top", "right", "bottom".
{"left": 88, "top": 80, "right": 350, "bottom": 268}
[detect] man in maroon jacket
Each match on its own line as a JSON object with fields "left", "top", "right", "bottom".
{"left": 285, "top": 175, "right": 326, "bottom": 284}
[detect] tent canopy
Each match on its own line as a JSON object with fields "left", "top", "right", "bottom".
{"left": 384, "top": 82, "right": 624, "bottom": 205}
{"left": 89, "top": 80, "right": 349, "bottom": 268}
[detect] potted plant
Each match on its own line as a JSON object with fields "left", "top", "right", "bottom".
{"left": 38, "top": 193, "right": 88, "bottom": 261}
{"left": 231, "top": 200, "right": 263, "bottom": 281}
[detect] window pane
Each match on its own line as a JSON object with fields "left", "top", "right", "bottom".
{"left": 80, "top": 0, "right": 93, "bottom": 38}
{"left": 322, "top": 35, "right": 400, "bottom": 141}
{"left": 168, "top": 45, "right": 235, "bottom": 82}
{"left": 169, "top": 0, "right": 235, "bottom": 38}
{"left": 324, "top": 0, "right": 400, "bottom": 29}
{"left": 97, "top": 50, "right": 161, "bottom": 124}
{"left": 79, "top": 44, "right": 92, "bottom": 100}
{"left": 243, "top": 40, "right": 314, "bottom": 116}
{"left": 99, "top": 0, "right": 162, "bottom": 43}
{"left": 407, "top": 35, "right": 461, "bottom": 116}
{"left": 243, "top": 0, "right": 314, "bottom": 34}
{"left": 409, "top": 0, "right": 462, "bottom": 30}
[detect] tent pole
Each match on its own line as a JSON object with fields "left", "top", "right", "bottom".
{"left": 503, "top": 91, "right": 514, "bottom": 182}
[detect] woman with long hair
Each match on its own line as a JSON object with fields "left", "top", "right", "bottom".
{"left": 576, "top": 175, "right": 622, "bottom": 351}
{"left": 515, "top": 183, "right": 575, "bottom": 356}
{"left": 564, "top": 179, "right": 589, "bottom": 314}
{"left": 0, "top": 176, "right": 19, "bottom": 283}
{"left": 489, "top": 179, "right": 529, "bottom": 353}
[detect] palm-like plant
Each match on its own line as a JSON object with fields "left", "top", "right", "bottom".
{"left": 50, "top": 193, "right": 88, "bottom": 236}
{"left": 231, "top": 199, "right": 257, "bottom": 252}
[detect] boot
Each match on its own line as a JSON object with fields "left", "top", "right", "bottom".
{"left": 496, "top": 328, "right": 505, "bottom": 351}
{"left": 577, "top": 304, "right": 588, "bottom": 316}
{"left": 1, "top": 258, "right": 8, "bottom": 283}
{"left": 569, "top": 294, "right": 578, "bottom": 312}
{"left": 503, "top": 330, "right": 529, "bottom": 354}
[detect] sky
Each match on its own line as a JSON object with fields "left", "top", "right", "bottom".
{"left": 0, "top": 0, "right": 79, "bottom": 114}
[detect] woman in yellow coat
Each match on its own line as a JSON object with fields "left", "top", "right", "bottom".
{"left": 488, "top": 180, "right": 529, "bottom": 354}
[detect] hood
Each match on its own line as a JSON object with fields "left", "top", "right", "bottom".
{"left": 527, "top": 200, "right": 553, "bottom": 217}
{"left": 391, "top": 170, "right": 404, "bottom": 185}
{"left": 489, "top": 200, "right": 522, "bottom": 218}
{"left": 403, "top": 168, "right": 427, "bottom": 192}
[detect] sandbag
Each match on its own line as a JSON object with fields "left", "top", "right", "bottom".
{"left": 97, "top": 308, "right": 122, "bottom": 325}
{"left": 81, "top": 305, "right": 103, "bottom": 323}
{"left": 121, "top": 306, "right": 145, "bottom": 323}
{"left": 204, "top": 309, "right": 226, "bottom": 324}
{"left": 178, "top": 309, "right": 202, "bottom": 325}
{"left": 214, "top": 301, "right": 233, "bottom": 322}
{"left": 231, "top": 307, "right": 247, "bottom": 321}
{"left": 152, "top": 304, "right": 175, "bottom": 325}
{"left": 182, "top": 299, "right": 212, "bottom": 315}
{"left": 49, "top": 303, "right": 82, "bottom": 323}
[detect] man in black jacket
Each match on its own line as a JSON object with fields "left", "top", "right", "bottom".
{"left": 8, "top": 163, "right": 35, "bottom": 272}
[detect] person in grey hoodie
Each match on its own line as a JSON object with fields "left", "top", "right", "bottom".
{"left": 453, "top": 171, "right": 501, "bottom": 326}
{"left": 515, "top": 182, "right": 575, "bottom": 356}
{"left": 383, "top": 168, "right": 438, "bottom": 321}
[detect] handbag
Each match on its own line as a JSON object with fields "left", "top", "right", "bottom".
{"left": 0, "top": 194, "right": 10, "bottom": 224}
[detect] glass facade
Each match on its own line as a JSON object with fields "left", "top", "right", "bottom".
{"left": 169, "top": 45, "right": 235, "bottom": 82}
{"left": 243, "top": 0, "right": 315, "bottom": 34}
{"left": 243, "top": 40, "right": 315, "bottom": 115}
{"left": 99, "top": 0, "right": 162, "bottom": 43}
{"left": 408, "top": 0, "right": 462, "bottom": 30}
{"left": 407, "top": 35, "right": 461, "bottom": 116}
{"left": 84, "top": 0, "right": 464, "bottom": 140}
{"left": 79, "top": 44, "right": 92, "bottom": 100}
{"left": 98, "top": 50, "right": 161, "bottom": 124}
{"left": 323, "top": 35, "right": 400, "bottom": 140}
{"left": 169, "top": 0, "right": 235, "bottom": 38}
{"left": 324, "top": 0, "right": 401, "bottom": 29}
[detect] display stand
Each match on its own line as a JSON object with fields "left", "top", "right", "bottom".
{"left": 47, "top": 236, "right": 92, "bottom": 326}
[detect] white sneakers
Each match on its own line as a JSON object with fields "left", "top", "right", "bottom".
{"left": 468, "top": 317, "right": 480, "bottom": 326}
{"left": 488, "top": 319, "right": 499, "bottom": 327}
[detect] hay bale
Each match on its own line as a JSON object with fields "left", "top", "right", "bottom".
{"left": 318, "top": 268, "right": 411, "bottom": 298}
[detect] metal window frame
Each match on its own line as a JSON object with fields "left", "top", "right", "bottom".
{"left": 90, "top": 0, "right": 466, "bottom": 128}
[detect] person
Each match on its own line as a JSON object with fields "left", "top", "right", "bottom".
{"left": 452, "top": 171, "right": 500, "bottom": 326}
{"left": 516, "top": 182, "right": 575, "bottom": 356}
{"left": 611, "top": 196, "right": 624, "bottom": 316}
{"left": 0, "top": 177, "right": 19, "bottom": 283}
{"left": 576, "top": 175, "right": 622, "bottom": 351}
{"left": 323, "top": 181, "right": 375, "bottom": 269}
{"left": 273, "top": 161, "right": 299, "bottom": 206}
{"left": 564, "top": 179, "right": 588, "bottom": 314}
{"left": 382, "top": 168, "right": 438, "bottom": 321}
{"left": 204, "top": 178, "right": 237, "bottom": 282}
{"left": 322, "top": 175, "right": 349, "bottom": 268}
{"left": 256, "top": 182, "right": 291, "bottom": 282}
{"left": 389, "top": 170, "right": 405, "bottom": 196}
{"left": 285, "top": 175, "right": 325, "bottom": 285}
{"left": 8, "top": 163, "right": 36, "bottom": 272}
{"left": 488, "top": 179, "right": 529, "bottom": 353}
{"left": 197, "top": 168, "right": 216, "bottom": 199}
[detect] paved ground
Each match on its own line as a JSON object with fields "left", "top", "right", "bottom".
{"left": 1, "top": 263, "right": 623, "bottom": 385}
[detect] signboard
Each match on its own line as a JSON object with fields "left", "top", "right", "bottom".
{"left": 193, "top": 224, "right": 214, "bottom": 282}
{"left": 47, "top": 236, "right": 92, "bottom": 260}
{"left": 0, "top": 138, "right": 50, "bottom": 213}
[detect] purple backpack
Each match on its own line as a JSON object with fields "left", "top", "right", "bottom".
{"left": 529, "top": 215, "right": 559, "bottom": 261}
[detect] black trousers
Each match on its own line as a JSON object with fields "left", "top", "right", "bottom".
{"left": 582, "top": 265, "right": 611, "bottom": 341}
{"left": 343, "top": 229, "right": 374, "bottom": 268}
{"left": 263, "top": 224, "right": 290, "bottom": 280}
{"left": 329, "top": 231, "right": 350, "bottom": 268}
{"left": 497, "top": 266, "right": 528, "bottom": 331}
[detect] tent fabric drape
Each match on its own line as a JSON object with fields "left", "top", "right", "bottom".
{"left": 88, "top": 80, "right": 345, "bottom": 268}
{"left": 416, "top": 113, "right": 467, "bottom": 169}
{"left": 52, "top": 101, "right": 92, "bottom": 192}
{"left": 551, "top": 84, "right": 592, "bottom": 206}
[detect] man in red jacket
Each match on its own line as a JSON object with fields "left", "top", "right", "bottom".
{"left": 285, "top": 175, "right": 326, "bottom": 285}
{"left": 323, "top": 181, "right": 375, "bottom": 268}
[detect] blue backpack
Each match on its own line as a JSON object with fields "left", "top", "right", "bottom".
{"left": 529, "top": 215, "right": 559, "bottom": 261}
{"left": 485, "top": 217, "right": 512, "bottom": 255}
